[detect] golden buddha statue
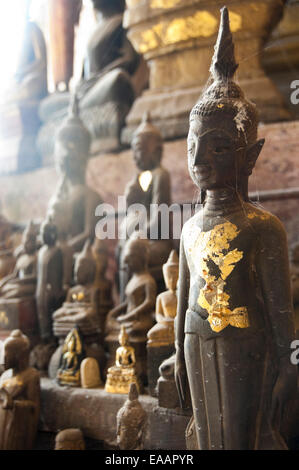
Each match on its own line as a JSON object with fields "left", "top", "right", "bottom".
{"left": 57, "top": 327, "right": 84, "bottom": 387}
{"left": 147, "top": 250, "right": 179, "bottom": 348}
{"left": 105, "top": 326, "right": 139, "bottom": 394}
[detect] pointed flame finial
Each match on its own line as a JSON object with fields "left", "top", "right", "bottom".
{"left": 210, "top": 6, "right": 238, "bottom": 81}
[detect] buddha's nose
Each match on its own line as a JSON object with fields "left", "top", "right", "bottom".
{"left": 193, "top": 140, "right": 208, "bottom": 166}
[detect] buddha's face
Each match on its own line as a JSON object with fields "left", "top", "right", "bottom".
{"left": 23, "top": 234, "right": 36, "bottom": 254}
{"left": 163, "top": 265, "right": 178, "bottom": 292}
{"left": 123, "top": 244, "right": 146, "bottom": 274}
{"left": 132, "top": 134, "right": 162, "bottom": 172}
{"left": 55, "top": 139, "right": 85, "bottom": 181}
{"left": 1, "top": 342, "right": 17, "bottom": 370}
{"left": 187, "top": 115, "right": 247, "bottom": 191}
{"left": 75, "top": 262, "right": 89, "bottom": 285}
{"left": 42, "top": 224, "right": 57, "bottom": 246}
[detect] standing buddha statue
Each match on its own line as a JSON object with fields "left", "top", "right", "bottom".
{"left": 175, "top": 7, "right": 297, "bottom": 450}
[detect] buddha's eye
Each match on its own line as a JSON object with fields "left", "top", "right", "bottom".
{"left": 214, "top": 146, "right": 230, "bottom": 154}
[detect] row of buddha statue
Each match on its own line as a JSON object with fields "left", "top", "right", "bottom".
{"left": 0, "top": 5, "right": 298, "bottom": 451}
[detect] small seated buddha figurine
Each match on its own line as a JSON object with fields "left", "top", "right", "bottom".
{"left": 46, "top": 95, "right": 102, "bottom": 253}
{"left": 38, "top": 0, "right": 142, "bottom": 158}
{"left": 53, "top": 240, "right": 101, "bottom": 339}
{"left": 118, "top": 113, "right": 173, "bottom": 301}
{"left": 175, "top": 8, "right": 297, "bottom": 450}
{"left": 116, "top": 383, "right": 147, "bottom": 450}
{"left": 92, "top": 238, "right": 113, "bottom": 336}
{"left": 57, "top": 326, "right": 85, "bottom": 387}
{"left": 147, "top": 250, "right": 179, "bottom": 395}
{"left": 105, "top": 326, "right": 139, "bottom": 394}
{"left": 36, "top": 218, "right": 63, "bottom": 341}
{"left": 0, "top": 330, "right": 40, "bottom": 450}
{"left": 0, "top": 221, "right": 37, "bottom": 300}
{"left": 106, "top": 235, "right": 156, "bottom": 379}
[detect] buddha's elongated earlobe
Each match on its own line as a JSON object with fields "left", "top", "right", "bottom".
{"left": 244, "top": 139, "right": 265, "bottom": 176}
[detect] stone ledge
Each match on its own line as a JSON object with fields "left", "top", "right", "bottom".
{"left": 40, "top": 378, "right": 191, "bottom": 450}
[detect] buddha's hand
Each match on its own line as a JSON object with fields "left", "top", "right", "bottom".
{"left": 271, "top": 357, "right": 298, "bottom": 427}
{"left": 0, "top": 389, "right": 13, "bottom": 410}
{"left": 175, "top": 346, "right": 187, "bottom": 409}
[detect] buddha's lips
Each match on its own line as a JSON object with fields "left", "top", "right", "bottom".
{"left": 193, "top": 166, "right": 211, "bottom": 178}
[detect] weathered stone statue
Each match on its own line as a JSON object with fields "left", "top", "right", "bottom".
{"left": 36, "top": 218, "right": 63, "bottom": 341}
{"left": 38, "top": 0, "right": 142, "bottom": 158}
{"left": 105, "top": 326, "right": 139, "bottom": 394}
{"left": 92, "top": 238, "right": 113, "bottom": 336}
{"left": 80, "top": 357, "right": 102, "bottom": 389}
{"left": 0, "top": 221, "right": 37, "bottom": 300}
{"left": 118, "top": 113, "right": 172, "bottom": 300}
{"left": 175, "top": 7, "right": 297, "bottom": 450}
{"left": 0, "top": 330, "right": 40, "bottom": 450}
{"left": 57, "top": 326, "right": 85, "bottom": 387}
{"left": 106, "top": 235, "right": 156, "bottom": 380}
{"left": 46, "top": 96, "right": 102, "bottom": 253}
{"left": 55, "top": 428, "right": 85, "bottom": 450}
{"left": 147, "top": 250, "right": 179, "bottom": 395}
{"left": 116, "top": 382, "right": 147, "bottom": 450}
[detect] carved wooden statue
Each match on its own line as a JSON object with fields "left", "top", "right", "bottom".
{"left": 53, "top": 240, "right": 101, "bottom": 338}
{"left": 175, "top": 7, "right": 297, "bottom": 450}
{"left": 106, "top": 235, "right": 156, "bottom": 380}
{"left": 36, "top": 218, "right": 63, "bottom": 341}
{"left": 118, "top": 112, "right": 172, "bottom": 300}
{"left": 116, "top": 383, "right": 147, "bottom": 450}
{"left": 0, "top": 330, "right": 40, "bottom": 450}
{"left": 105, "top": 326, "right": 139, "bottom": 394}
{"left": 46, "top": 96, "right": 102, "bottom": 253}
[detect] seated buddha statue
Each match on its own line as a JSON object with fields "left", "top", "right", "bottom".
{"left": 46, "top": 96, "right": 102, "bottom": 253}
{"left": 57, "top": 326, "right": 85, "bottom": 387}
{"left": 0, "top": 221, "right": 37, "bottom": 300}
{"left": 106, "top": 235, "right": 156, "bottom": 343}
{"left": 38, "top": 0, "right": 142, "bottom": 158}
{"left": 105, "top": 326, "right": 139, "bottom": 394}
{"left": 0, "top": 330, "right": 40, "bottom": 450}
{"left": 147, "top": 250, "right": 179, "bottom": 348}
{"left": 118, "top": 113, "right": 173, "bottom": 301}
{"left": 53, "top": 240, "right": 101, "bottom": 338}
